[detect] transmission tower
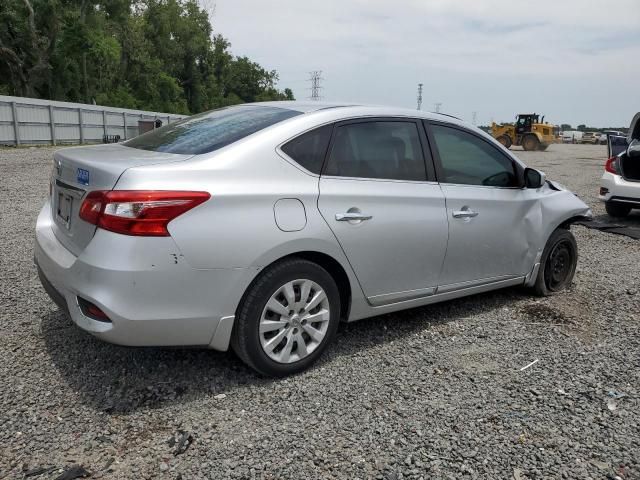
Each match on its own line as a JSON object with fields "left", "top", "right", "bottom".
{"left": 434, "top": 102, "right": 442, "bottom": 113}
{"left": 309, "top": 71, "right": 323, "bottom": 100}
{"left": 416, "top": 83, "right": 423, "bottom": 110}
{"left": 472, "top": 111, "right": 477, "bottom": 125}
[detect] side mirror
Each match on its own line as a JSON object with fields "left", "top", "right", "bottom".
{"left": 524, "top": 168, "right": 546, "bottom": 188}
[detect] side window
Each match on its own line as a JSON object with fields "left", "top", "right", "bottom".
{"left": 430, "top": 125, "right": 518, "bottom": 187}
{"left": 281, "top": 124, "right": 333, "bottom": 174}
{"left": 324, "top": 121, "right": 427, "bottom": 181}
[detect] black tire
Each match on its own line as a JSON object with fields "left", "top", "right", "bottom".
{"left": 497, "top": 135, "right": 512, "bottom": 149}
{"left": 605, "top": 201, "right": 631, "bottom": 218}
{"left": 522, "top": 134, "right": 539, "bottom": 151}
{"left": 231, "top": 257, "right": 341, "bottom": 377}
{"left": 532, "top": 229, "right": 578, "bottom": 296}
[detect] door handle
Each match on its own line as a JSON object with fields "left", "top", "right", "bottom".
{"left": 452, "top": 209, "right": 478, "bottom": 218}
{"left": 335, "top": 212, "right": 373, "bottom": 221}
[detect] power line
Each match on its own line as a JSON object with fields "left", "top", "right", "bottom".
{"left": 434, "top": 102, "right": 442, "bottom": 114}
{"left": 416, "top": 83, "right": 423, "bottom": 110}
{"left": 308, "top": 71, "right": 323, "bottom": 101}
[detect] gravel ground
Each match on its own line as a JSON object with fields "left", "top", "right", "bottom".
{"left": 1, "top": 144, "right": 638, "bottom": 480}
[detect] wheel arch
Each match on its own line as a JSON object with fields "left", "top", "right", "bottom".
{"left": 239, "top": 250, "right": 354, "bottom": 323}
{"left": 557, "top": 214, "right": 592, "bottom": 230}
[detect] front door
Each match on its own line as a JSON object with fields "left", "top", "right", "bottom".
{"left": 318, "top": 119, "right": 448, "bottom": 306}
{"left": 426, "top": 122, "right": 540, "bottom": 290}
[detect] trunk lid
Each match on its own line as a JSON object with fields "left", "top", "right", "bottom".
{"left": 50, "top": 143, "right": 193, "bottom": 255}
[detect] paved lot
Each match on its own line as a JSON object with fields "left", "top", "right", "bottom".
{"left": 0, "top": 144, "right": 638, "bottom": 479}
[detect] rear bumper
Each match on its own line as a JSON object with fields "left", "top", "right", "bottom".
{"left": 37, "top": 265, "right": 68, "bottom": 313}
{"left": 599, "top": 172, "right": 640, "bottom": 206}
{"left": 35, "top": 201, "right": 252, "bottom": 350}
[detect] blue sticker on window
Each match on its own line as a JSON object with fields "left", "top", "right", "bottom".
{"left": 77, "top": 168, "right": 90, "bottom": 185}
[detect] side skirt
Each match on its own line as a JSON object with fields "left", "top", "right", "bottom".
{"left": 350, "top": 276, "right": 526, "bottom": 321}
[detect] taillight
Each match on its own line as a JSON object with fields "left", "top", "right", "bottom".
{"left": 79, "top": 190, "right": 210, "bottom": 236}
{"left": 604, "top": 157, "right": 619, "bottom": 175}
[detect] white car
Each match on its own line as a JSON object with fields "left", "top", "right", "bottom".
{"left": 580, "top": 132, "right": 599, "bottom": 144}
{"left": 562, "top": 131, "right": 582, "bottom": 144}
{"left": 600, "top": 114, "right": 640, "bottom": 217}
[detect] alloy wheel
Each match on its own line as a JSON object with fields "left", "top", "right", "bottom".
{"left": 259, "top": 279, "right": 331, "bottom": 364}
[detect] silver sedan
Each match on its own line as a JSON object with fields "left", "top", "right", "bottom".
{"left": 35, "top": 102, "right": 591, "bottom": 376}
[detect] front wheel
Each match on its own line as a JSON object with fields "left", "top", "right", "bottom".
{"left": 531, "top": 229, "right": 578, "bottom": 296}
{"left": 497, "top": 135, "right": 512, "bottom": 149}
{"left": 522, "top": 134, "right": 540, "bottom": 151}
{"left": 231, "top": 258, "right": 341, "bottom": 377}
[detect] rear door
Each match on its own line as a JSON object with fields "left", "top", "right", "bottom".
{"left": 317, "top": 118, "right": 448, "bottom": 306}
{"left": 425, "top": 121, "right": 540, "bottom": 290}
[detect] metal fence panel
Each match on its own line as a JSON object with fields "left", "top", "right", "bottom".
{"left": 56, "top": 125, "right": 82, "bottom": 142}
{"left": 83, "top": 110, "right": 103, "bottom": 125}
{"left": 53, "top": 108, "right": 77, "bottom": 125}
{"left": 0, "top": 124, "right": 14, "bottom": 141}
{"left": 0, "top": 95, "right": 187, "bottom": 146}
{"left": 19, "top": 124, "right": 51, "bottom": 142}
{"left": 0, "top": 103, "right": 12, "bottom": 122}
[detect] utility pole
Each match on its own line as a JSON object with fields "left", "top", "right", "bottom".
{"left": 434, "top": 102, "right": 442, "bottom": 114}
{"left": 309, "top": 71, "right": 323, "bottom": 100}
{"left": 416, "top": 83, "right": 423, "bottom": 110}
{"left": 472, "top": 111, "right": 477, "bottom": 126}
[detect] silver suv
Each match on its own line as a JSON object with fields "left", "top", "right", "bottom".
{"left": 35, "top": 102, "right": 591, "bottom": 376}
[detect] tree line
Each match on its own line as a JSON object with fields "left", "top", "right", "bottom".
{"left": 0, "top": 0, "right": 294, "bottom": 114}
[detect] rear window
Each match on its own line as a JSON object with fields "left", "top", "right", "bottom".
{"left": 124, "top": 105, "right": 301, "bottom": 154}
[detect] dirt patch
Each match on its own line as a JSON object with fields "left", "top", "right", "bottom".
{"left": 519, "top": 303, "right": 574, "bottom": 325}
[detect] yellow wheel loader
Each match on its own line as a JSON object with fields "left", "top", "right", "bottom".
{"left": 491, "top": 113, "right": 557, "bottom": 151}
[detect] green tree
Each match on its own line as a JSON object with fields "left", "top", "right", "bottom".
{"left": 0, "top": 0, "right": 293, "bottom": 113}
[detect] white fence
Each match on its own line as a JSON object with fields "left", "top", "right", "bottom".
{"left": 0, "top": 95, "right": 187, "bottom": 146}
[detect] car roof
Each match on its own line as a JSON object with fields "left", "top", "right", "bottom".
{"left": 240, "top": 101, "right": 463, "bottom": 123}
{"left": 247, "top": 101, "right": 357, "bottom": 113}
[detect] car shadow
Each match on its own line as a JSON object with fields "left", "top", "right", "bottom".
{"left": 41, "top": 287, "right": 528, "bottom": 414}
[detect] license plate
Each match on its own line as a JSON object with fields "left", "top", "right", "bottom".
{"left": 57, "top": 192, "right": 73, "bottom": 228}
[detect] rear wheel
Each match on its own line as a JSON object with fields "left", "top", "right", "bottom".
{"left": 522, "top": 134, "right": 539, "bottom": 151}
{"left": 605, "top": 201, "right": 631, "bottom": 218}
{"left": 231, "top": 258, "right": 340, "bottom": 377}
{"left": 532, "top": 229, "right": 578, "bottom": 296}
{"left": 497, "top": 135, "right": 512, "bottom": 149}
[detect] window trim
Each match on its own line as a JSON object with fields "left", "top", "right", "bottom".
{"left": 320, "top": 117, "right": 436, "bottom": 183}
{"left": 423, "top": 120, "right": 525, "bottom": 189}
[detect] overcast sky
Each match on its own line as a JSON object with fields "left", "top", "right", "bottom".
{"left": 212, "top": 0, "right": 640, "bottom": 127}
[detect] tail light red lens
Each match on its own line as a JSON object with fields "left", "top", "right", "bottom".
{"left": 79, "top": 190, "right": 210, "bottom": 236}
{"left": 605, "top": 157, "right": 619, "bottom": 175}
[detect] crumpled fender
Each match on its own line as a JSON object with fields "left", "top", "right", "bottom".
{"left": 521, "top": 182, "right": 591, "bottom": 285}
